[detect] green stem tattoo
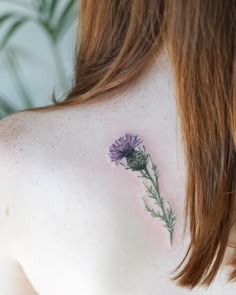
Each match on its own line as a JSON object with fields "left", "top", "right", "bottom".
{"left": 108, "top": 134, "right": 177, "bottom": 246}
{"left": 141, "top": 164, "right": 176, "bottom": 245}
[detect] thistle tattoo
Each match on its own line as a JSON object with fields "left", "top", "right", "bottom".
{"left": 108, "top": 133, "right": 176, "bottom": 246}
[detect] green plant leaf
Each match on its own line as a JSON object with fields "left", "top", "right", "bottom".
{"left": 32, "top": 0, "right": 47, "bottom": 13}
{"left": 0, "top": 13, "right": 15, "bottom": 26}
{"left": 0, "top": 94, "right": 16, "bottom": 118}
{"left": 5, "top": 48, "right": 34, "bottom": 108}
{"left": 0, "top": 17, "right": 29, "bottom": 51}
{"left": 37, "top": 19, "right": 55, "bottom": 41}
{"left": 1, "top": 0, "right": 31, "bottom": 11}
{"left": 54, "top": 0, "right": 77, "bottom": 42}
{"left": 48, "top": 0, "right": 59, "bottom": 20}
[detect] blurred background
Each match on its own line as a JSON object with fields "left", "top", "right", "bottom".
{"left": 0, "top": 0, "right": 78, "bottom": 119}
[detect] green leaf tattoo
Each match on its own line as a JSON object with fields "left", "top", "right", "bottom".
{"left": 108, "top": 133, "right": 176, "bottom": 246}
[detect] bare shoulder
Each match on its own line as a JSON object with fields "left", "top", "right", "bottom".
{"left": 0, "top": 106, "right": 100, "bottom": 199}
{"left": 0, "top": 106, "right": 97, "bottom": 179}
{"left": 0, "top": 110, "right": 38, "bottom": 172}
{"left": 0, "top": 109, "right": 64, "bottom": 163}
{"left": 0, "top": 111, "right": 38, "bottom": 257}
{"left": 0, "top": 108, "right": 63, "bottom": 186}
{"left": 0, "top": 111, "right": 30, "bottom": 153}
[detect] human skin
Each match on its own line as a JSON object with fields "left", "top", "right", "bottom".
{"left": 0, "top": 47, "right": 235, "bottom": 294}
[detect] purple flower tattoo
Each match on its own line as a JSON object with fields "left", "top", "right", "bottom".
{"left": 108, "top": 133, "right": 176, "bottom": 246}
{"left": 109, "top": 134, "right": 143, "bottom": 164}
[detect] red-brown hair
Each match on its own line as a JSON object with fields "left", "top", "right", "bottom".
{"left": 19, "top": 0, "right": 236, "bottom": 289}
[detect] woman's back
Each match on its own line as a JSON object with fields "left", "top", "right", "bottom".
{"left": 1, "top": 49, "right": 235, "bottom": 294}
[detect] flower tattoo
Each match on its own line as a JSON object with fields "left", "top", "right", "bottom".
{"left": 108, "top": 133, "right": 176, "bottom": 246}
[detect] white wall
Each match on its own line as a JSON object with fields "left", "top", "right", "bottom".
{"left": 0, "top": 0, "right": 77, "bottom": 113}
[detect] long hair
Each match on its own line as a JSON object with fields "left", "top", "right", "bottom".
{"left": 20, "top": 0, "right": 236, "bottom": 289}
